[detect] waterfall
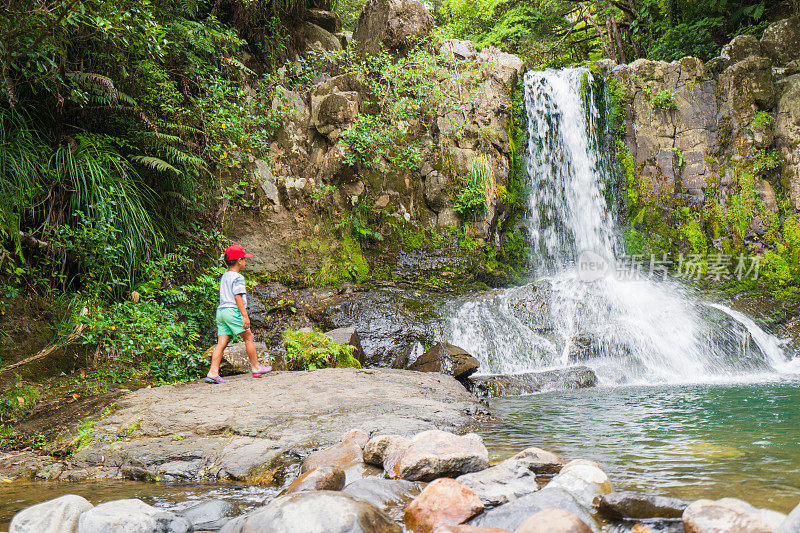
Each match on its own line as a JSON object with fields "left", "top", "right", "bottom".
{"left": 444, "top": 68, "right": 791, "bottom": 385}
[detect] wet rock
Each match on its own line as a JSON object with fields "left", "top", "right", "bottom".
{"left": 434, "top": 527, "right": 510, "bottom": 533}
{"left": 682, "top": 498, "right": 786, "bottom": 533}
{"left": 514, "top": 509, "right": 592, "bottom": 533}
{"left": 761, "top": 15, "right": 800, "bottom": 67}
{"left": 509, "top": 447, "right": 566, "bottom": 475}
{"left": 470, "top": 367, "right": 596, "bottom": 398}
{"left": 597, "top": 491, "right": 690, "bottom": 520}
{"left": 179, "top": 499, "right": 239, "bottom": 531}
{"left": 77, "top": 498, "right": 192, "bottom": 533}
{"left": 363, "top": 434, "right": 410, "bottom": 466}
{"left": 302, "top": 438, "right": 364, "bottom": 473}
{"left": 325, "top": 327, "right": 367, "bottom": 366}
{"left": 219, "top": 490, "right": 401, "bottom": 533}
{"left": 775, "top": 500, "right": 800, "bottom": 533}
{"left": 546, "top": 459, "right": 613, "bottom": 510}
{"left": 342, "top": 428, "right": 370, "bottom": 449}
{"left": 353, "top": 0, "right": 434, "bottom": 56}
{"left": 404, "top": 478, "right": 484, "bottom": 532}
{"left": 305, "top": 8, "right": 342, "bottom": 33}
{"left": 390, "top": 430, "right": 489, "bottom": 481}
{"left": 10, "top": 494, "right": 93, "bottom": 533}
{"left": 409, "top": 343, "right": 480, "bottom": 381}
{"left": 468, "top": 486, "right": 597, "bottom": 532}
{"left": 282, "top": 465, "right": 346, "bottom": 494}
{"left": 344, "top": 477, "right": 425, "bottom": 521}
{"left": 456, "top": 459, "right": 539, "bottom": 506}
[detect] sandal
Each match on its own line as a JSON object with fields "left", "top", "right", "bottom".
{"left": 252, "top": 365, "right": 272, "bottom": 378}
{"left": 204, "top": 375, "right": 229, "bottom": 384}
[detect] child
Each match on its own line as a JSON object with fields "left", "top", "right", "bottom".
{"left": 205, "top": 244, "right": 271, "bottom": 384}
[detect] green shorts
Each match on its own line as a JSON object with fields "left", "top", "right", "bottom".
{"left": 216, "top": 307, "right": 245, "bottom": 336}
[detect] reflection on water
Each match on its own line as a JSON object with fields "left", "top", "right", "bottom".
{"left": 0, "top": 479, "right": 277, "bottom": 530}
{"left": 477, "top": 380, "right": 800, "bottom": 513}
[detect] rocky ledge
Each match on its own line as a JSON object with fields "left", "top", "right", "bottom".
{"left": 8, "top": 369, "right": 486, "bottom": 484}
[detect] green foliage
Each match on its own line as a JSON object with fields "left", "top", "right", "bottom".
{"left": 750, "top": 111, "right": 774, "bottom": 130}
{"left": 454, "top": 155, "right": 495, "bottom": 219}
{"left": 74, "top": 420, "right": 95, "bottom": 451}
{"left": 283, "top": 329, "right": 360, "bottom": 370}
{"left": 0, "top": 380, "right": 39, "bottom": 423}
{"left": 643, "top": 87, "right": 678, "bottom": 111}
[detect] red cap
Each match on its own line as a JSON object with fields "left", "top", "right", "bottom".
{"left": 224, "top": 244, "right": 253, "bottom": 260}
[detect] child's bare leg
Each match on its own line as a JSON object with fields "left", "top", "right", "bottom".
{"left": 208, "top": 335, "right": 231, "bottom": 377}
{"left": 240, "top": 329, "right": 261, "bottom": 370}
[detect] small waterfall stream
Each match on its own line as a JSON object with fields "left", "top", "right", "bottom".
{"left": 445, "top": 68, "right": 792, "bottom": 385}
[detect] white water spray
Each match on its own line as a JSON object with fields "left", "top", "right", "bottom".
{"left": 445, "top": 68, "right": 791, "bottom": 385}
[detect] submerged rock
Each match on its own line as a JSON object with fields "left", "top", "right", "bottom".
{"left": 470, "top": 367, "right": 596, "bottom": 397}
{"left": 343, "top": 478, "right": 424, "bottom": 521}
{"left": 219, "top": 491, "right": 401, "bottom": 533}
{"left": 409, "top": 342, "right": 480, "bottom": 381}
{"left": 515, "top": 509, "right": 592, "bottom": 533}
{"left": 77, "top": 499, "right": 192, "bottom": 533}
{"left": 456, "top": 459, "right": 539, "bottom": 506}
{"left": 682, "top": 498, "right": 786, "bottom": 533}
{"left": 282, "top": 466, "right": 346, "bottom": 494}
{"left": 10, "top": 494, "right": 93, "bottom": 533}
{"left": 775, "top": 500, "right": 800, "bottom": 533}
{"left": 404, "top": 478, "right": 484, "bottom": 532}
{"left": 178, "top": 499, "right": 239, "bottom": 531}
{"left": 389, "top": 430, "right": 489, "bottom": 481}
{"left": 546, "top": 459, "right": 613, "bottom": 510}
{"left": 597, "top": 491, "right": 690, "bottom": 520}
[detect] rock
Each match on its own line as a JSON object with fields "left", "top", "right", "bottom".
{"left": 477, "top": 47, "right": 524, "bottom": 87}
{"left": 439, "top": 39, "right": 477, "bottom": 59}
{"left": 390, "top": 429, "right": 489, "bottom": 481}
{"left": 775, "top": 74, "right": 800, "bottom": 212}
{"left": 342, "top": 428, "right": 370, "bottom": 449}
{"left": 409, "top": 343, "right": 480, "bottom": 381}
{"left": 312, "top": 91, "right": 360, "bottom": 141}
{"left": 179, "top": 499, "right": 239, "bottom": 531}
{"left": 468, "top": 486, "right": 597, "bottom": 532}
{"left": 302, "top": 438, "right": 364, "bottom": 473}
{"left": 597, "top": 491, "right": 690, "bottom": 520}
{"left": 545, "top": 459, "right": 613, "bottom": 510}
{"left": 219, "top": 490, "right": 401, "bottom": 533}
{"left": 344, "top": 477, "right": 425, "bottom": 521}
{"left": 775, "top": 500, "right": 800, "bottom": 533}
{"left": 470, "top": 367, "right": 596, "bottom": 398}
{"left": 219, "top": 342, "right": 270, "bottom": 374}
{"left": 761, "top": 16, "right": 800, "bottom": 67}
{"left": 298, "top": 21, "right": 342, "bottom": 52}
{"left": 434, "top": 527, "right": 511, "bottom": 533}
{"left": 682, "top": 498, "right": 786, "bottom": 533}
{"left": 509, "top": 448, "right": 566, "bottom": 475}
{"left": 720, "top": 34, "right": 761, "bottom": 63}
{"left": 325, "top": 327, "right": 367, "bottom": 366}
{"left": 254, "top": 159, "right": 280, "bottom": 206}
{"left": 720, "top": 56, "right": 775, "bottom": 113}
{"left": 10, "top": 494, "right": 93, "bottom": 533}
{"left": 283, "top": 466, "right": 346, "bottom": 494}
{"left": 77, "top": 499, "right": 192, "bottom": 533}
{"left": 353, "top": 0, "right": 434, "bottom": 56}
{"left": 404, "top": 478, "right": 484, "bottom": 532}
{"left": 305, "top": 8, "right": 342, "bottom": 33}
{"left": 363, "top": 434, "right": 412, "bottom": 471}
{"left": 514, "top": 509, "right": 592, "bottom": 533}
{"left": 423, "top": 171, "right": 451, "bottom": 213}
{"left": 456, "top": 459, "right": 539, "bottom": 506}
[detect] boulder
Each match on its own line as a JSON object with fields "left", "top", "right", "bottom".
{"left": 468, "top": 486, "right": 597, "bottom": 532}
{"left": 10, "top": 494, "right": 93, "bottom": 533}
{"left": 597, "top": 491, "right": 690, "bottom": 520}
{"left": 477, "top": 47, "right": 524, "bottom": 87}
{"left": 720, "top": 34, "right": 761, "bottom": 63}
{"left": 363, "top": 434, "right": 412, "bottom": 473}
{"left": 456, "top": 459, "right": 539, "bottom": 507}
{"left": 179, "top": 499, "right": 239, "bottom": 531}
{"left": 439, "top": 39, "right": 477, "bottom": 59}
{"left": 545, "top": 459, "right": 613, "bottom": 510}
{"left": 470, "top": 367, "right": 596, "bottom": 398}
{"left": 302, "top": 439, "right": 364, "bottom": 473}
{"left": 219, "top": 491, "right": 401, "bottom": 533}
{"left": 682, "top": 498, "right": 786, "bottom": 533}
{"left": 342, "top": 428, "right": 370, "bottom": 449}
{"left": 434, "top": 527, "right": 511, "bottom": 533}
{"left": 353, "top": 0, "right": 434, "bottom": 56}
{"left": 312, "top": 91, "right": 360, "bottom": 141}
{"left": 217, "top": 342, "right": 270, "bottom": 374}
{"left": 389, "top": 430, "right": 489, "bottom": 481}
{"left": 761, "top": 15, "right": 800, "bottom": 67}
{"left": 423, "top": 171, "right": 452, "bottom": 213}
{"left": 298, "top": 21, "right": 342, "bottom": 52}
{"left": 514, "top": 509, "right": 592, "bottom": 533}
{"left": 282, "top": 466, "right": 346, "bottom": 494}
{"left": 775, "top": 500, "right": 800, "bottom": 533}
{"left": 76, "top": 499, "right": 192, "bottom": 533}
{"left": 409, "top": 343, "right": 480, "bottom": 381}
{"left": 344, "top": 478, "right": 424, "bottom": 521}
{"left": 509, "top": 447, "right": 566, "bottom": 475}
{"left": 326, "top": 328, "right": 367, "bottom": 366}
{"left": 305, "top": 8, "right": 342, "bottom": 33}
{"left": 254, "top": 159, "right": 280, "bottom": 207}
{"left": 719, "top": 56, "right": 775, "bottom": 113}
{"left": 404, "top": 478, "right": 484, "bottom": 532}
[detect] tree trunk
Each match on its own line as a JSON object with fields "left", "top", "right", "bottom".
{"left": 610, "top": 15, "right": 628, "bottom": 64}
{"left": 580, "top": 2, "right": 615, "bottom": 61}
{"left": 604, "top": 17, "right": 620, "bottom": 63}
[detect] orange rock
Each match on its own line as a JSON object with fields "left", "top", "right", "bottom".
{"left": 404, "top": 478, "right": 484, "bottom": 533}
{"left": 301, "top": 439, "right": 363, "bottom": 473}
{"left": 281, "top": 466, "right": 345, "bottom": 494}
{"left": 434, "top": 526, "right": 511, "bottom": 532}
{"left": 514, "top": 509, "right": 592, "bottom": 533}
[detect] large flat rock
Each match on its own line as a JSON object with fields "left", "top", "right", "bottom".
{"left": 68, "top": 369, "right": 482, "bottom": 483}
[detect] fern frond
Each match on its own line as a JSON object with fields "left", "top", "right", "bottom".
{"left": 220, "top": 56, "right": 255, "bottom": 76}
{"left": 130, "top": 155, "right": 182, "bottom": 176}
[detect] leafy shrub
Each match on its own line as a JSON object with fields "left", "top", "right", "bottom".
{"left": 454, "top": 155, "right": 495, "bottom": 219}
{"left": 283, "top": 329, "right": 360, "bottom": 370}
{"left": 642, "top": 87, "right": 677, "bottom": 111}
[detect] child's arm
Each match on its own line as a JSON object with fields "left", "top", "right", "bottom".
{"left": 235, "top": 293, "right": 250, "bottom": 330}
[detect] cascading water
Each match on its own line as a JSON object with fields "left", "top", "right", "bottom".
{"left": 445, "top": 68, "right": 792, "bottom": 385}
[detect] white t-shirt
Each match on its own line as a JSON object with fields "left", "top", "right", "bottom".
{"left": 217, "top": 270, "right": 247, "bottom": 310}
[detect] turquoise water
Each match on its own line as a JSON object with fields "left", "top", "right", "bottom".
{"left": 478, "top": 379, "right": 800, "bottom": 513}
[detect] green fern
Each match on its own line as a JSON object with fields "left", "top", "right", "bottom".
{"left": 130, "top": 156, "right": 182, "bottom": 176}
